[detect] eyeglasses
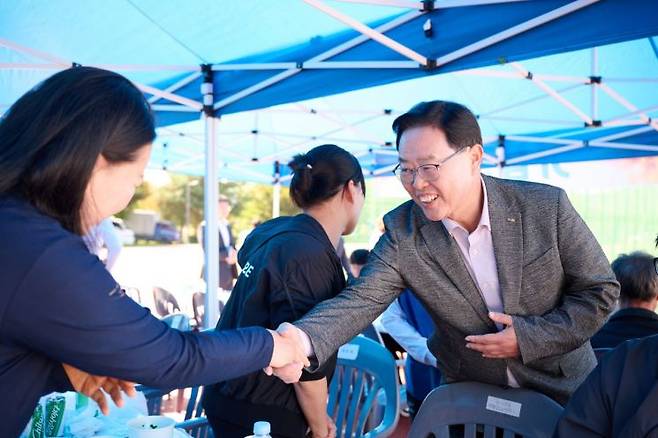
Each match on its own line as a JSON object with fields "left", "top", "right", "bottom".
{"left": 393, "top": 146, "right": 470, "bottom": 184}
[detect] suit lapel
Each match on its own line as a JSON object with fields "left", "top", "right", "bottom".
{"left": 417, "top": 206, "right": 492, "bottom": 327}
{"left": 484, "top": 176, "right": 523, "bottom": 313}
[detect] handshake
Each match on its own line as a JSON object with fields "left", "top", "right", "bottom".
{"left": 264, "top": 322, "right": 310, "bottom": 383}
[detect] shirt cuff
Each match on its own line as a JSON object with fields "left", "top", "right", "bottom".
{"left": 296, "top": 325, "right": 314, "bottom": 357}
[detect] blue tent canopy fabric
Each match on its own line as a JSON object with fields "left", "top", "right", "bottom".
{"left": 2, "top": 0, "right": 658, "bottom": 178}
{"left": 150, "top": 0, "right": 658, "bottom": 123}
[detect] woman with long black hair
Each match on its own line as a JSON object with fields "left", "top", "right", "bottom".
{"left": 0, "top": 67, "right": 307, "bottom": 435}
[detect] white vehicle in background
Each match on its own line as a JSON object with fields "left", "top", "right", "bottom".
{"left": 111, "top": 217, "right": 136, "bottom": 245}
{"left": 124, "top": 209, "right": 180, "bottom": 243}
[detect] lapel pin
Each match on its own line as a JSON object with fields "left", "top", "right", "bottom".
{"left": 507, "top": 218, "right": 516, "bottom": 223}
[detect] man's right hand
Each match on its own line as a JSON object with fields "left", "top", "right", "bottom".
{"left": 263, "top": 327, "right": 310, "bottom": 383}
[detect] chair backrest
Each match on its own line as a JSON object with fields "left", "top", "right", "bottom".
{"left": 136, "top": 385, "right": 167, "bottom": 415}
{"left": 123, "top": 286, "right": 142, "bottom": 303}
{"left": 409, "top": 381, "right": 563, "bottom": 438}
{"left": 176, "top": 416, "right": 214, "bottom": 438}
{"left": 184, "top": 386, "right": 205, "bottom": 420}
{"left": 192, "top": 292, "right": 225, "bottom": 329}
{"left": 360, "top": 323, "right": 385, "bottom": 345}
{"left": 153, "top": 286, "right": 181, "bottom": 317}
{"left": 161, "top": 312, "right": 191, "bottom": 331}
{"left": 327, "top": 335, "right": 399, "bottom": 438}
{"left": 593, "top": 347, "right": 614, "bottom": 362}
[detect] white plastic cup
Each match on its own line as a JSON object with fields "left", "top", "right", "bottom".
{"left": 127, "top": 415, "right": 176, "bottom": 438}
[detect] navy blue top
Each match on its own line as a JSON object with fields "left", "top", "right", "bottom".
{"left": 0, "top": 197, "right": 273, "bottom": 436}
{"left": 398, "top": 290, "right": 442, "bottom": 401}
{"left": 555, "top": 334, "right": 658, "bottom": 437}
{"left": 590, "top": 307, "right": 658, "bottom": 349}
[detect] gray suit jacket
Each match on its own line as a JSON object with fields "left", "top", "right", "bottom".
{"left": 296, "top": 175, "right": 619, "bottom": 404}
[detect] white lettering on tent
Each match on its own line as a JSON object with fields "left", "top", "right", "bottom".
{"left": 337, "top": 344, "right": 359, "bottom": 360}
{"left": 485, "top": 396, "right": 522, "bottom": 417}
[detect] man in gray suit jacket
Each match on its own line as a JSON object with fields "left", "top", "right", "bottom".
{"left": 275, "top": 101, "right": 619, "bottom": 405}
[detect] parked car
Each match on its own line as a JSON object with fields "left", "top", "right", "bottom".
{"left": 110, "top": 217, "right": 135, "bottom": 245}
{"left": 154, "top": 221, "right": 180, "bottom": 243}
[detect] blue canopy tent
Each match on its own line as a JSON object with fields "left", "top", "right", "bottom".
{"left": 2, "top": 0, "right": 657, "bottom": 326}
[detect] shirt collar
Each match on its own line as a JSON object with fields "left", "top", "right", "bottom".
{"left": 442, "top": 177, "right": 490, "bottom": 236}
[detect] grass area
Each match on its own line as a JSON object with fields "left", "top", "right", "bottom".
{"left": 569, "top": 184, "right": 658, "bottom": 260}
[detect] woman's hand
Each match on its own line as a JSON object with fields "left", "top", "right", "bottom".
{"left": 309, "top": 414, "right": 336, "bottom": 438}
{"left": 62, "top": 363, "right": 136, "bottom": 415}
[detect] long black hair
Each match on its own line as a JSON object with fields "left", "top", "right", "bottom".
{"left": 0, "top": 67, "right": 155, "bottom": 235}
{"left": 288, "top": 144, "right": 365, "bottom": 209}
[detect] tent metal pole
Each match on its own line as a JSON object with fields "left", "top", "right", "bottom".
{"left": 505, "top": 143, "right": 583, "bottom": 165}
{"left": 201, "top": 64, "right": 220, "bottom": 329}
{"left": 435, "top": 0, "right": 599, "bottom": 67}
{"left": 589, "top": 141, "right": 658, "bottom": 152}
{"left": 259, "top": 113, "right": 384, "bottom": 161}
{"left": 590, "top": 126, "right": 654, "bottom": 143}
{"left": 510, "top": 62, "right": 593, "bottom": 124}
{"left": 203, "top": 113, "right": 220, "bottom": 328}
{"left": 0, "top": 63, "right": 63, "bottom": 70}
{"left": 329, "top": 0, "right": 421, "bottom": 7}
{"left": 149, "top": 71, "right": 202, "bottom": 104}
{"left": 591, "top": 48, "right": 599, "bottom": 121}
{"left": 302, "top": 0, "right": 428, "bottom": 65}
{"left": 90, "top": 63, "right": 199, "bottom": 72}
{"left": 606, "top": 105, "right": 658, "bottom": 121}
{"left": 151, "top": 104, "right": 199, "bottom": 112}
{"left": 273, "top": 161, "right": 281, "bottom": 218}
{"left": 597, "top": 83, "right": 658, "bottom": 131}
{"left": 496, "top": 136, "right": 505, "bottom": 177}
{"left": 506, "top": 135, "right": 584, "bottom": 146}
{"left": 213, "top": 9, "right": 423, "bottom": 111}
{"left": 0, "top": 37, "right": 70, "bottom": 65}
{"left": 136, "top": 83, "right": 202, "bottom": 110}
{"left": 478, "top": 84, "right": 583, "bottom": 117}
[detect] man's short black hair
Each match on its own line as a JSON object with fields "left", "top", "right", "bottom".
{"left": 611, "top": 251, "right": 658, "bottom": 303}
{"left": 349, "top": 249, "right": 370, "bottom": 265}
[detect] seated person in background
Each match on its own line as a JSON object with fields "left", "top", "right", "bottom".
{"left": 381, "top": 290, "right": 442, "bottom": 418}
{"left": 203, "top": 144, "right": 366, "bottom": 438}
{"left": 591, "top": 251, "right": 658, "bottom": 349}
{"left": 555, "top": 334, "right": 658, "bottom": 437}
{"left": 555, "top": 237, "right": 658, "bottom": 437}
{"left": 348, "top": 248, "right": 369, "bottom": 278}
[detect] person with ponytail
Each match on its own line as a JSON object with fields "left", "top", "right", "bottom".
{"left": 203, "top": 144, "right": 366, "bottom": 438}
{"left": 0, "top": 67, "right": 308, "bottom": 436}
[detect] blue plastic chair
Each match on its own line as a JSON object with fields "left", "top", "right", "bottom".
{"left": 409, "top": 381, "right": 563, "bottom": 438}
{"left": 176, "top": 416, "right": 214, "bottom": 438}
{"left": 327, "top": 335, "right": 399, "bottom": 438}
{"left": 161, "top": 312, "right": 191, "bottom": 331}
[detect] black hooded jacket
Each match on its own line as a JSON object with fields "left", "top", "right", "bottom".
{"left": 202, "top": 214, "right": 345, "bottom": 437}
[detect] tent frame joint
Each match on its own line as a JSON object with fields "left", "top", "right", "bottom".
{"left": 421, "top": 58, "right": 437, "bottom": 70}
{"left": 588, "top": 75, "right": 602, "bottom": 84}
{"left": 421, "top": 0, "right": 435, "bottom": 12}
{"left": 201, "top": 63, "right": 214, "bottom": 116}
